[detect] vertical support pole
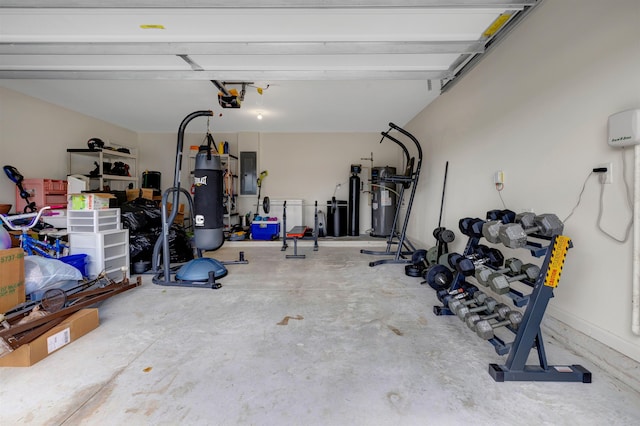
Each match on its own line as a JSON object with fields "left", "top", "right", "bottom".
{"left": 280, "top": 201, "right": 288, "bottom": 251}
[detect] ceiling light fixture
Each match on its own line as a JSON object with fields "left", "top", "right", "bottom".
{"left": 257, "top": 112, "right": 263, "bottom": 120}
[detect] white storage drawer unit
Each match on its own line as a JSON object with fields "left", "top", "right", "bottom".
{"left": 67, "top": 208, "right": 121, "bottom": 233}
{"left": 70, "top": 229, "right": 130, "bottom": 280}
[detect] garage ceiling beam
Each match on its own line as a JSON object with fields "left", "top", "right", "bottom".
{"left": 0, "top": 41, "right": 485, "bottom": 56}
{"left": 0, "top": 69, "right": 451, "bottom": 81}
{"left": 1, "top": 0, "right": 536, "bottom": 9}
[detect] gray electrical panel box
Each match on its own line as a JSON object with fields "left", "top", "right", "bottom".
{"left": 240, "top": 151, "right": 257, "bottom": 195}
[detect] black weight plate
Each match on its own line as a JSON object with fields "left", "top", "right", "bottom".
{"left": 440, "top": 229, "right": 455, "bottom": 243}
{"left": 424, "top": 264, "right": 453, "bottom": 290}
{"left": 411, "top": 249, "right": 428, "bottom": 265}
{"left": 405, "top": 264, "right": 423, "bottom": 277}
{"left": 263, "top": 196, "right": 270, "bottom": 214}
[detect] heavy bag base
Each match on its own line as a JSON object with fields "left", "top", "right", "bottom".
{"left": 176, "top": 258, "right": 228, "bottom": 281}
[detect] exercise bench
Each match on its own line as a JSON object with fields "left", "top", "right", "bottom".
{"left": 285, "top": 226, "right": 310, "bottom": 259}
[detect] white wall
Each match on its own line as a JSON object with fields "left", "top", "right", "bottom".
{"left": 0, "top": 87, "right": 137, "bottom": 211}
{"left": 405, "top": 0, "right": 640, "bottom": 361}
{"left": 138, "top": 130, "right": 403, "bottom": 233}
{"left": 257, "top": 132, "right": 402, "bottom": 232}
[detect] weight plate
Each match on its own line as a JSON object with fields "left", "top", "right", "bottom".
{"left": 426, "top": 246, "right": 439, "bottom": 266}
{"left": 440, "top": 229, "right": 455, "bottom": 243}
{"left": 405, "top": 264, "right": 423, "bottom": 277}
{"left": 262, "top": 196, "right": 270, "bottom": 214}
{"left": 411, "top": 249, "right": 428, "bottom": 265}
{"left": 424, "top": 264, "right": 453, "bottom": 290}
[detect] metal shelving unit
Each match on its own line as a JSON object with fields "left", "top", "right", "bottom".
{"left": 67, "top": 148, "right": 138, "bottom": 191}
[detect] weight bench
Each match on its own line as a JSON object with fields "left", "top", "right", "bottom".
{"left": 280, "top": 200, "right": 320, "bottom": 258}
{"left": 285, "top": 226, "right": 310, "bottom": 259}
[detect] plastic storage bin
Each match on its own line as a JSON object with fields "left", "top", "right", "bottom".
{"left": 59, "top": 253, "right": 88, "bottom": 277}
{"left": 251, "top": 221, "right": 280, "bottom": 240}
{"left": 67, "top": 208, "right": 121, "bottom": 233}
{"left": 69, "top": 229, "right": 129, "bottom": 280}
{"left": 15, "top": 178, "right": 67, "bottom": 212}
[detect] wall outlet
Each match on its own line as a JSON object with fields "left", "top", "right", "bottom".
{"left": 598, "top": 162, "right": 613, "bottom": 184}
{"left": 494, "top": 170, "right": 504, "bottom": 184}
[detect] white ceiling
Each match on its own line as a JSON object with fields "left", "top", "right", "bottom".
{"left": 0, "top": 1, "right": 539, "bottom": 134}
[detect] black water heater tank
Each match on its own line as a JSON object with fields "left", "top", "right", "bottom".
{"left": 371, "top": 166, "right": 397, "bottom": 237}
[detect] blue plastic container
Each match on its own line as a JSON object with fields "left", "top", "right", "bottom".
{"left": 59, "top": 254, "right": 88, "bottom": 277}
{"left": 251, "top": 221, "right": 280, "bottom": 240}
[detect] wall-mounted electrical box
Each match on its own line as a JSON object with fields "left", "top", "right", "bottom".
{"left": 608, "top": 109, "right": 640, "bottom": 147}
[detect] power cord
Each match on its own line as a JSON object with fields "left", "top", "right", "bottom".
{"left": 597, "top": 148, "right": 633, "bottom": 243}
{"left": 494, "top": 182, "right": 507, "bottom": 209}
{"left": 565, "top": 148, "right": 633, "bottom": 243}
{"left": 563, "top": 171, "right": 593, "bottom": 223}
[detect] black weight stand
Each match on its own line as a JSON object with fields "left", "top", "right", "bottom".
{"left": 361, "top": 123, "right": 422, "bottom": 267}
{"left": 488, "top": 235, "right": 591, "bottom": 382}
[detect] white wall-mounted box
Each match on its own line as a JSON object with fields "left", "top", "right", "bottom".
{"left": 608, "top": 109, "right": 640, "bottom": 147}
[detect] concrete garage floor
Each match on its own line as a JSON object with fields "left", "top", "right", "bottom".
{"left": 2, "top": 243, "right": 640, "bottom": 425}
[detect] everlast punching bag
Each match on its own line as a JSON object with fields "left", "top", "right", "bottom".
{"left": 348, "top": 164, "right": 361, "bottom": 236}
{"left": 193, "top": 146, "right": 224, "bottom": 251}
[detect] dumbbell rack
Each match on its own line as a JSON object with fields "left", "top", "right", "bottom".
{"left": 489, "top": 235, "right": 590, "bottom": 382}
{"left": 433, "top": 217, "right": 591, "bottom": 382}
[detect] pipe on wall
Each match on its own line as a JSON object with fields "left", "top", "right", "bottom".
{"left": 632, "top": 144, "right": 640, "bottom": 336}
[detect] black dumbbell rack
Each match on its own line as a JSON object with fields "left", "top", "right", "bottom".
{"left": 432, "top": 216, "right": 591, "bottom": 382}
{"left": 488, "top": 234, "right": 591, "bottom": 382}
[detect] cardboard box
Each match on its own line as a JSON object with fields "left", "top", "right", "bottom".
{"left": 126, "top": 188, "right": 154, "bottom": 201}
{"left": 167, "top": 202, "right": 185, "bottom": 225}
{"left": 68, "top": 193, "right": 115, "bottom": 210}
{"left": 0, "top": 309, "right": 99, "bottom": 367}
{"left": 0, "top": 248, "right": 26, "bottom": 313}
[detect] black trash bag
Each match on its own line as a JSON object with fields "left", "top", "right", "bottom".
{"left": 129, "top": 225, "right": 194, "bottom": 265}
{"left": 168, "top": 224, "right": 194, "bottom": 264}
{"left": 121, "top": 208, "right": 148, "bottom": 233}
{"left": 129, "top": 231, "right": 156, "bottom": 262}
{"left": 121, "top": 198, "right": 162, "bottom": 232}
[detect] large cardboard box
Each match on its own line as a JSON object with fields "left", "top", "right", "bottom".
{"left": 68, "top": 193, "right": 115, "bottom": 210}
{"left": 0, "top": 248, "right": 26, "bottom": 313}
{"left": 167, "top": 202, "right": 185, "bottom": 225}
{"left": 0, "top": 309, "right": 99, "bottom": 367}
{"left": 126, "top": 188, "right": 154, "bottom": 202}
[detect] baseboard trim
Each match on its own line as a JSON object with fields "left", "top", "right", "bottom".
{"left": 544, "top": 307, "right": 640, "bottom": 393}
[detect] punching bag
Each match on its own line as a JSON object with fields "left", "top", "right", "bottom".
{"left": 193, "top": 146, "right": 224, "bottom": 251}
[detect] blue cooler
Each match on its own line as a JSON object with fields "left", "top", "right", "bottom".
{"left": 251, "top": 220, "right": 281, "bottom": 240}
